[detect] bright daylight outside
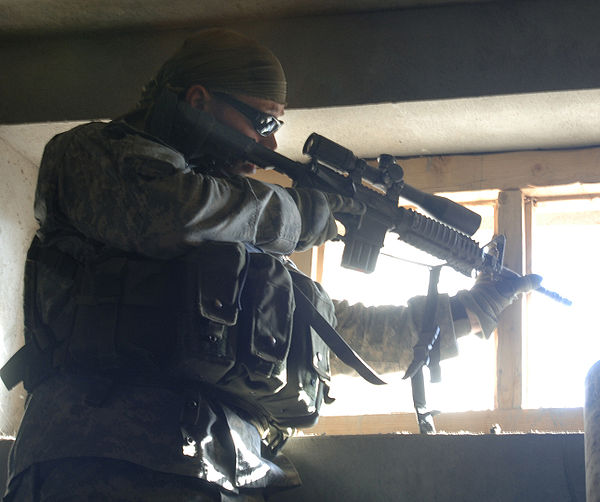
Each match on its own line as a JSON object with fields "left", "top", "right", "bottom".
{"left": 319, "top": 202, "right": 497, "bottom": 416}
{"left": 318, "top": 193, "right": 599, "bottom": 417}
{"left": 524, "top": 197, "right": 600, "bottom": 409}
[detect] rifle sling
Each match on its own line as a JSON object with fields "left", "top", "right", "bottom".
{"left": 409, "top": 265, "right": 443, "bottom": 433}
{"left": 292, "top": 284, "right": 386, "bottom": 386}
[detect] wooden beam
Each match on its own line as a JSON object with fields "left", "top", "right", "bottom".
{"left": 305, "top": 408, "right": 583, "bottom": 436}
{"left": 524, "top": 197, "right": 534, "bottom": 276}
{"left": 398, "top": 147, "right": 600, "bottom": 193}
{"left": 495, "top": 190, "right": 525, "bottom": 409}
{"left": 314, "top": 244, "right": 326, "bottom": 283}
{"left": 256, "top": 147, "right": 600, "bottom": 196}
{"left": 255, "top": 146, "right": 600, "bottom": 197}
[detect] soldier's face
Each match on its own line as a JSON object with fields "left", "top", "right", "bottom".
{"left": 186, "top": 85, "right": 285, "bottom": 176}
{"left": 209, "top": 94, "right": 284, "bottom": 175}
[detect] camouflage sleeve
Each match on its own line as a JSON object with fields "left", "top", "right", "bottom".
{"left": 332, "top": 294, "right": 459, "bottom": 375}
{"left": 36, "top": 123, "right": 301, "bottom": 258}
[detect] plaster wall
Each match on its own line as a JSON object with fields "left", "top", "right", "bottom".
{"left": 0, "top": 127, "right": 38, "bottom": 435}
{"left": 0, "top": 122, "right": 82, "bottom": 435}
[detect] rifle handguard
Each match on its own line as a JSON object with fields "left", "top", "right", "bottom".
{"left": 395, "top": 208, "right": 486, "bottom": 277}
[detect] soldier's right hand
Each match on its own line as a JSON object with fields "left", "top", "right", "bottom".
{"left": 286, "top": 188, "right": 366, "bottom": 251}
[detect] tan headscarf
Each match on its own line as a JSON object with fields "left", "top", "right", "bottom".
{"left": 138, "top": 28, "right": 287, "bottom": 112}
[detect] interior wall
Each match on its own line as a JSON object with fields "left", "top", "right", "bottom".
{"left": 2, "top": 0, "right": 600, "bottom": 124}
{"left": 0, "top": 122, "right": 83, "bottom": 435}
{"left": 269, "top": 433, "right": 585, "bottom": 502}
{"left": 0, "top": 127, "right": 37, "bottom": 435}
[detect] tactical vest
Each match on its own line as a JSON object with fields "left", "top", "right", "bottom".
{"left": 2, "top": 237, "right": 334, "bottom": 440}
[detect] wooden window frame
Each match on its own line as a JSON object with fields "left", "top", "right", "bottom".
{"left": 256, "top": 147, "right": 600, "bottom": 435}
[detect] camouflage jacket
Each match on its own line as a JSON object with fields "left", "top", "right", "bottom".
{"left": 8, "top": 121, "right": 463, "bottom": 494}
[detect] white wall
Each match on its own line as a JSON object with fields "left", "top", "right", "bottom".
{"left": 0, "top": 122, "right": 81, "bottom": 435}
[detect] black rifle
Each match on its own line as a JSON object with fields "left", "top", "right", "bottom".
{"left": 179, "top": 104, "right": 567, "bottom": 303}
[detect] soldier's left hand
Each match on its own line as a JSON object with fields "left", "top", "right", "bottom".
{"left": 471, "top": 271, "right": 543, "bottom": 319}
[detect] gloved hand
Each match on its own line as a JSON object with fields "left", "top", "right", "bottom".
{"left": 286, "top": 188, "right": 366, "bottom": 251}
{"left": 455, "top": 271, "right": 543, "bottom": 337}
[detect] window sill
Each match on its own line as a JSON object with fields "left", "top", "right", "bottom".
{"left": 304, "top": 407, "right": 583, "bottom": 435}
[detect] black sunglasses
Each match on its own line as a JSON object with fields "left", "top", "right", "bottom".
{"left": 212, "top": 92, "right": 284, "bottom": 137}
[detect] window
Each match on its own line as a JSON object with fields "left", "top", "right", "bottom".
{"left": 311, "top": 191, "right": 594, "bottom": 434}
{"left": 524, "top": 196, "right": 600, "bottom": 408}
{"left": 261, "top": 148, "right": 600, "bottom": 434}
{"left": 300, "top": 148, "right": 600, "bottom": 435}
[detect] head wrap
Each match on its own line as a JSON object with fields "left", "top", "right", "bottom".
{"left": 138, "top": 28, "right": 287, "bottom": 111}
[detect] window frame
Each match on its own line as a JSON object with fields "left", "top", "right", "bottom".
{"left": 256, "top": 147, "right": 600, "bottom": 435}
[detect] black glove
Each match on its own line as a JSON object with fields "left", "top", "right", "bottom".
{"left": 286, "top": 188, "right": 366, "bottom": 251}
{"left": 455, "top": 271, "right": 543, "bottom": 337}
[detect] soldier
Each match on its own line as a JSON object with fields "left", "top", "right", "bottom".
{"left": 2, "top": 28, "right": 540, "bottom": 501}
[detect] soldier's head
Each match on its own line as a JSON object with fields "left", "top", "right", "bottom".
{"left": 139, "top": 28, "right": 287, "bottom": 174}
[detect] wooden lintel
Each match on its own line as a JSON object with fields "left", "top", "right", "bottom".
{"left": 398, "top": 147, "right": 600, "bottom": 193}
{"left": 305, "top": 408, "right": 583, "bottom": 436}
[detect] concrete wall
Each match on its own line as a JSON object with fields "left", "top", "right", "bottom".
{"left": 2, "top": 0, "right": 600, "bottom": 123}
{"left": 0, "top": 122, "right": 84, "bottom": 436}
{"left": 270, "top": 434, "right": 586, "bottom": 502}
{"left": 0, "top": 126, "right": 41, "bottom": 436}
{"left": 0, "top": 434, "right": 585, "bottom": 501}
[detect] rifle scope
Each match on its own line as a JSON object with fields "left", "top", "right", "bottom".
{"left": 303, "top": 133, "right": 482, "bottom": 237}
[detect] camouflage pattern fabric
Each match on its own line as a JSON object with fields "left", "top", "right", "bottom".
{"left": 333, "top": 293, "right": 460, "bottom": 375}
{"left": 285, "top": 188, "right": 367, "bottom": 252}
{"left": 6, "top": 120, "right": 463, "bottom": 498}
{"left": 34, "top": 121, "right": 301, "bottom": 261}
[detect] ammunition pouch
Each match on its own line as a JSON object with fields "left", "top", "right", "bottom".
{"left": 213, "top": 255, "right": 333, "bottom": 430}
{"left": 2, "top": 238, "right": 332, "bottom": 434}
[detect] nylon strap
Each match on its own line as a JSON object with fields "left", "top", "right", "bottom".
{"left": 404, "top": 265, "right": 443, "bottom": 433}
{"left": 292, "top": 283, "right": 386, "bottom": 386}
